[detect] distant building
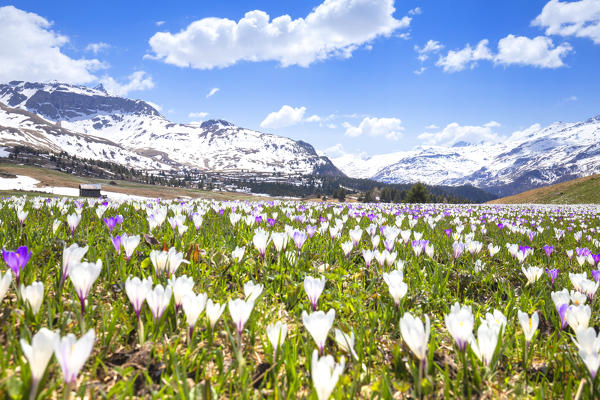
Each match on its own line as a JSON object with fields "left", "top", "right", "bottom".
{"left": 79, "top": 184, "right": 102, "bottom": 197}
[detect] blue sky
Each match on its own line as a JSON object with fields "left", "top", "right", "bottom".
{"left": 1, "top": 0, "right": 599, "bottom": 157}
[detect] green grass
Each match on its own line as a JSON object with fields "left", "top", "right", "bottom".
{"left": 0, "top": 197, "right": 598, "bottom": 398}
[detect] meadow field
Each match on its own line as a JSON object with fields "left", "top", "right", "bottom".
{"left": 1, "top": 195, "right": 599, "bottom": 399}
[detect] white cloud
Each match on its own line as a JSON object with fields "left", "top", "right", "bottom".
{"left": 495, "top": 34, "right": 571, "bottom": 68}
{"left": 507, "top": 123, "right": 542, "bottom": 141}
{"left": 321, "top": 143, "right": 346, "bottom": 157}
{"left": 565, "top": 95, "right": 578, "bottom": 101}
{"left": 306, "top": 114, "right": 322, "bottom": 122}
{"left": 326, "top": 123, "right": 337, "bottom": 129}
{"left": 206, "top": 87, "right": 219, "bottom": 98}
{"left": 415, "top": 39, "right": 443, "bottom": 61}
{"left": 409, "top": 7, "right": 422, "bottom": 16}
{"left": 418, "top": 121, "right": 501, "bottom": 146}
{"left": 425, "top": 124, "right": 439, "bottom": 130}
{"left": 436, "top": 39, "right": 493, "bottom": 72}
{"left": 0, "top": 5, "right": 106, "bottom": 84}
{"left": 413, "top": 66, "right": 426, "bottom": 75}
{"left": 147, "top": 0, "right": 410, "bottom": 69}
{"left": 260, "top": 105, "right": 306, "bottom": 129}
{"left": 189, "top": 111, "right": 209, "bottom": 118}
{"left": 532, "top": 0, "right": 600, "bottom": 44}
{"left": 156, "top": 20, "right": 166, "bottom": 26}
{"left": 343, "top": 117, "right": 404, "bottom": 140}
{"left": 99, "top": 71, "right": 155, "bottom": 96}
{"left": 85, "top": 42, "right": 110, "bottom": 54}
{"left": 436, "top": 35, "right": 571, "bottom": 72}
{"left": 146, "top": 101, "right": 162, "bottom": 112}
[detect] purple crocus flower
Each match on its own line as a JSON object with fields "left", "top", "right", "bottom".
{"left": 219, "top": 209, "right": 225, "bottom": 216}
{"left": 268, "top": 218, "right": 276, "bottom": 227}
{"left": 2, "top": 246, "right": 31, "bottom": 285}
{"left": 558, "top": 303, "right": 568, "bottom": 330}
{"left": 293, "top": 231, "right": 307, "bottom": 251}
{"left": 593, "top": 254, "right": 600, "bottom": 266}
{"left": 110, "top": 235, "right": 122, "bottom": 254}
{"left": 543, "top": 245, "right": 554, "bottom": 258}
{"left": 306, "top": 225, "right": 317, "bottom": 238}
{"left": 444, "top": 229, "right": 452, "bottom": 237}
{"left": 546, "top": 268, "right": 558, "bottom": 285}
{"left": 497, "top": 223, "right": 504, "bottom": 230}
{"left": 592, "top": 270, "right": 600, "bottom": 283}
{"left": 104, "top": 217, "right": 118, "bottom": 232}
{"left": 255, "top": 216, "right": 263, "bottom": 225}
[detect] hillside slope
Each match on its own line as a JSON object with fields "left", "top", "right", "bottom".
{"left": 488, "top": 173, "right": 600, "bottom": 204}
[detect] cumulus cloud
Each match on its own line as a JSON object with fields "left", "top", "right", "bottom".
{"left": 532, "top": 0, "right": 600, "bottom": 44}
{"left": 507, "top": 123, "right": 542, "bottom": 141}
{"left": 206, "top": 88, "right": 219, "bottom": 98}
{"left": 260, "top": 105, "right": 307, "bottom": 129}
{"left": 145, "top": 101, "right": 162, "bottom": 112}
{"left": 147, "top": 0, "right": 410, "bottom": 69}
{"left": 436, "top": 35, "right": 571, "bottom": 72}
{"left": 99, "top": 71, "right": 155, "bottom": 96}
{"left": 409, "top": 7, "right": 422, "bottom": 16}
{"left": 436, "top": 39, "right": 493, "bottom": 72}
{"left": 306, "top": 114, "right": 322, "bottom": 122}
{"left": 418, "top": 121, "right": 502, "bottom": 146}
{"left": 415, "top": 39, "right": 443, "bottom": 62}
{"left": 85, "top": 42, "right": 110, "bottom": 54}
{"left": 0, "top": 5, "right": 106, "bottom": 84}
{"left": 343, "top": 117, "right": 404, "bottom": 140}
{"left": 495, "top": 34, "right": 571, "bottom": 68}
{"left": 189, "top": 111, "right": 209, "bottom": 118}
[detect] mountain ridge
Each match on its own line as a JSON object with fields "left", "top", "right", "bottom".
{"left": 0, "top": 80, "right": 343, "bottom": 177}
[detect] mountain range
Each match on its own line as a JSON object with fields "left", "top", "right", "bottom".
{"left": 0, "top": 81, "right": 340, "bottom": 177}
{"left": 330, "top": 115, "right": 600, "bottom": 196}
{"left": 1, "top": 80, "right": 599, "bottom": 197}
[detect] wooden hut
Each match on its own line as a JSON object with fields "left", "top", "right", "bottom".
{"left": 79, "top": 184, "right": 102, "bottom": 198}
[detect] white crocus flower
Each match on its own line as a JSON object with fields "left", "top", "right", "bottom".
{"left": 121, "top": 234, "right": 140, "bottom": 260}
{"left": 469, "top": 322, "right": 499, "bottom": 366}
{"left": 125, "top": 276, "right": 153, "bottom": 319}
{"left": 302, "top": 309, "right": 335, "bottom": 354}
{"left": 181, "top": 292, "right": 208, "bottom": 333}
{"left": 69, "top": 260, "right": 102, "bottom": 314}
{"left": 521, "top": 266, "right": 543, "bottom": 285}
{"left": 168, "top": 275, "right": 195, "bottom": 310}
{"left": 382, "top": 270, "right": 407, "bottom": 306}
{"left": 21, "top": 282, "right": 44, "bottom": 315}
{"left": 21, "top": 328, "right": 59, "bottom": 397}
{"left": 244, "top": 281, "right": 264, "bottom": 303}
{"left": 167, "top": 247, "right": 189, "bottom": 275}
{"left": 400, "top": 312, "right": 430, "bottom": 361}
{"left": 0, "top": 270, "right": 12, "bottom": 303}
{"left": 517, "top": 310, "right": 539, "bottom": 344}
{"left": 66, "top": 213, "right": 81, "bottom": 233}
{"left": 62, "top": 244, "right": 88, "bottom": 282}
{"left": 304, "top": 276, "right": 326, "bottom": 311}
{"left": 228, "top": 298, "right": 255, "bottom": 335}
{"left": 54, "top": 329, "right": 95, "bottom": 385}
{"left": 334, "top": 328, "right": 358, "bottom": 360}
{"left": 146, "top": 284, "right": 172, "bottom": 322}
{"left": 206, "top": 299, "right": 226, "bottom": 329}
{"left": 266, "top": 321, "right": 288, "bottom": 356}
{"left": 566, "top": 304, "right": 592, "bottom": 331}
{"left": 444, "top": 302, "right": 474, "bottom": 351}
{"left": 150, "top": 250, "right": 169, "bottom": 276}
{"left": 311, "top": 349, "right": 345, "bottom": 400}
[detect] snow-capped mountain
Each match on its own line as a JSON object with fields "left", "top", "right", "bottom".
{"left": 0, "top": 81, "right": 341, "bottom": 176}
{"left": 330, "top": 115, "right": 600, "bottom": 196}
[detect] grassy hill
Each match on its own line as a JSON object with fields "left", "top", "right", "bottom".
{"left": 488, "top": 174, "right": 600, "bottom": 204}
